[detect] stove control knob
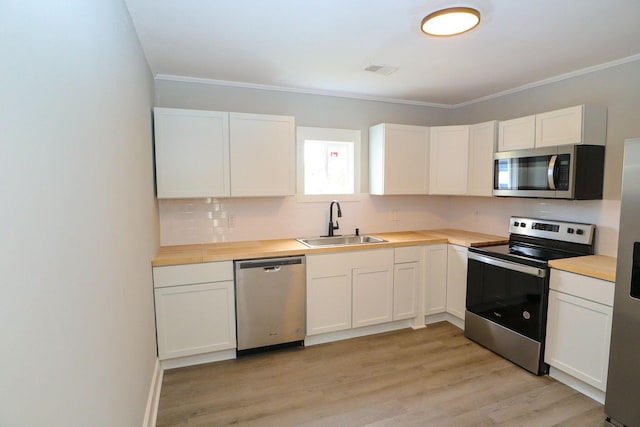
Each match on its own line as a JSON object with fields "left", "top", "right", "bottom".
{"left": 513, "top": 221, "right": 520, "bottom": 227}
{"left": 576, "top": 229, "right": 584, "bottom": 235}
{"left": 520, "top": 222, "right": 526, "bottom": 227}
{"left": 567, "top": 228, "right": 574, "bottom": 234}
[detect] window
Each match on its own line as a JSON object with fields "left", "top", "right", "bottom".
{"left": 296, "top": 127, "right": 361, "bottom": 201}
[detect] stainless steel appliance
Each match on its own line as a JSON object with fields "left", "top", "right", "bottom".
{"left": 466, "top": 217, "right": 595, "bottom": 375}
{"left": 605, "top": 138, "right": 640, "bottom": 427}
{"left": 493, "top": 145, "right": 605, "bottom": 199}
{"left": 235, "top": 256, "right": 306, "bottom": 354}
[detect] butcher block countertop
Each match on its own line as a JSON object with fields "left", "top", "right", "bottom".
{"left": 152, "top": 229, "right": 508, "bottom": 267}
{"left": 549, "top": 255, "right": 617, "bottom": 282}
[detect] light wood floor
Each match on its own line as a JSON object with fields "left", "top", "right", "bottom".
{"left": 156, "top": 322, "right": 604, "bottom": 426}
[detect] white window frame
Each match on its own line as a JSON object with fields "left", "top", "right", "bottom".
{"left": 296, "top": 126, "right": 361, "bottom": 202}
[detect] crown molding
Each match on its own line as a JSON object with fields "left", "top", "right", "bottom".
{"left": 452, "top": 53, "right": 640, "bottom": 108}
{"left": 153, "top": 74, "right": 454, "bottom": 109}
{"left": 155, "top": 53, "right": 640, "bottom": 110}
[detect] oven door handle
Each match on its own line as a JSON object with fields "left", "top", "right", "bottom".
{"left": 468, "top": 252, "right": 547, "bottom": 278}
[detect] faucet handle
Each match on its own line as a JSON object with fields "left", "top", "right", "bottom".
{"left": 334, "top": 221, "right": 340, "bottom": 230}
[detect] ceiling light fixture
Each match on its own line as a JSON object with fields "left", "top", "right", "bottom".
{"left": 421, "top": 7, "right": 480, "bottom": 37}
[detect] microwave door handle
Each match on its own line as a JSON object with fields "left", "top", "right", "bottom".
{"left": 547, "top": 155, "right": 558, "bottom": 190}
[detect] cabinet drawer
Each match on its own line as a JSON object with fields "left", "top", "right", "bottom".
{"left": 394, "top": 246, "right": 422, "bottom": 263}
{"left": 549, "top": 269, "right": 614, "bottom": 306}
{"left": 153, "top": 261, "right": 233, "bottom": 288}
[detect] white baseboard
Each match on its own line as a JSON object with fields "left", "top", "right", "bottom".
{"left": 549, "top": 367, "right": 606, "bottom": 404}
{"left": 161, "top": 349, "right": 236, "bottom": 370}
{"left": 143, "top": 358, "right": 163, "bottom": 427}
{"left": 305, "top": 319, "right": 414, "bottom": 346}
{"left": 425, "top": 312, "right": 465, "bottom": 330}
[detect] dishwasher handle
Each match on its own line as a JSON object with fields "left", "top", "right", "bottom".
{"left": 236, "top": 257, "right": 304, "bottom": 270}
{"left": 263, "top": 266, "right": 281, "bottom": 273}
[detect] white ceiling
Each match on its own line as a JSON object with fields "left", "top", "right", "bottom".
{"left": 125, "top": 0, "right": 640, "bottom": 107}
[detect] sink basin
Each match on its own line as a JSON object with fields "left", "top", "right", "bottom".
{"left": 297, "top": 234, "right": 387, "bottom": 248}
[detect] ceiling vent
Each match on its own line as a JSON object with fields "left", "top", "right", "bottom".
{"left": 364, "top": 65, "right": 399, "bottom": 76}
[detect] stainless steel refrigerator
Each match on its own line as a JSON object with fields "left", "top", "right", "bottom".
{"left": 605, "top": 138, "right": 640, "bottom": 427}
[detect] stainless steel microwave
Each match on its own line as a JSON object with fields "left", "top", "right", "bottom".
{"left": 493, "top": 145, "right": 605, "bottom": 199}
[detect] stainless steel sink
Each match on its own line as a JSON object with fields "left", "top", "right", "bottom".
{"left": 296, "top": 234, "right": 387, "bottom": 248}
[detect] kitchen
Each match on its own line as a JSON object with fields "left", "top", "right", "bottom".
{"left": 3, "top": 1, "right": 640, "bottom": 427}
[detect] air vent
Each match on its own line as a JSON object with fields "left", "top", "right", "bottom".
{"left": 364, "top": 64, "right": 398, "bottom": 76}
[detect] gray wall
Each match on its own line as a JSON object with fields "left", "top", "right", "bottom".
{"left": 1, "top": 1, "right": 159, "bottom": 425}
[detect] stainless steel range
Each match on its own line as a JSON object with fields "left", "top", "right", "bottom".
{"left": 465, "top": 217, "right": 596, "bottom": 375}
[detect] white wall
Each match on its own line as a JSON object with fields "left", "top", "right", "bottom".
{"left": 0, "top": 1, "right": 159, "bottom": 426}
{"left": 159, "top": 195, "right": 452, "bottom": 245}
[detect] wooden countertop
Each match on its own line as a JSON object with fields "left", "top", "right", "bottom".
{"left": 549, "top": 255, "right": 617, "bottom": 282}
{"left": 152, "top": 229, "right": 508, "bottom": 267}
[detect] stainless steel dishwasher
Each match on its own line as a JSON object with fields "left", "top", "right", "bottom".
{"left": 235, "top": 256, "right": 306, "bottom": 354}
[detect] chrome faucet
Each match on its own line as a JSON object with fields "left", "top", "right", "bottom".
{"left": 327, "top": 200, "right": 342, "bottom": 236}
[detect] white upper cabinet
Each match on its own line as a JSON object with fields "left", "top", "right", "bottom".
{"left": 535, "top": 105, "right": 607, "bottom": 148}
{"left": 154, "top": 108, "right": 294, "bottom": 198}
{"left": 467, "top": 121, "right": 497, "bottom": 197}
{"left": 369, "top": 123, "right": 430, "bottom": 195}
{"left": 498, "top": 105, "right": 607, "bottom": 152}
{"left": 154, "top": 108, "right": 230, "bottom": 198}
{"left": 429, "top": 125, "right": 470, "bottom": 195}
{"left": 229, "top": 113, "right": 295, "bottom": 197}
{"left": 498, "top": 115, "right": 536, "bottom": 151}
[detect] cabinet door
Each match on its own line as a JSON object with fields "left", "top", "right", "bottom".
{"left": 498, "top": 115, "right": 535, "bottom": 151}
{"left": 467, "top": 121, "right": 497, "bottom": 197}
{"left": 306, "top": 273, "right": 352, "bottom": 335}
{"left": 429, "top": 125, "right": 469, "bottom": 195}
{"left": 229, "top": 113, "right": 295, "bottom": 196}
{"left": 446, "top": 245, "right": 468, "bottom": 320}
{"left": 369, "top": 123, "right": 429, "bottom": 195}
{"left": 424, "top": 244, "right": 448, "bottom": 316}
{"left": 535, "top": 105, "right": 584, "bottom": 148}
{"left": 306, "top": 253, "right": 352, "bottom": 336}
{"left": 154, "top": 281, "right": 236, "bottom": 360}
{"left": 545, "top": 289, "right": 613, "bottom": 391}
{"left": 352, "top": 266, "right": 394, "bottom": 328}
{"left": 154, "top": 108, "right": 230, "bottom": 198}
{"left": 393, "top": 262, "right": 419, "bottom": 320}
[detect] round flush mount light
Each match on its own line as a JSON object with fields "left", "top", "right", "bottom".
{"left": 421, "top": 7, "right": 481, "bottom": 37}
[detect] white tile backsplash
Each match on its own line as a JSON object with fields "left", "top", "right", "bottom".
{"left": 159, "top": 195, "right": 621, "bottom": 256}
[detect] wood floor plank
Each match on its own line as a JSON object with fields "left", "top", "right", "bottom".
{"left": 156, "top": 322, "right": 604, "bottom": 426}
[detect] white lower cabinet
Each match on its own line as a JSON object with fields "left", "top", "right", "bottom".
{"left": 545, "top": 269, "right": 614, "bottom": 392}
{"left": 446, "top": 244, "right": 468, "bottom": 320}
{"left": 393, "top": 246, "right": 422, "bottom": 321}
{"left": 152, "top": 262, "right": 236, "bottom": 360}
{"left": 424, "top": 244, "right": 448, "bottom": 316}
{"left": 306, "top": 252, "right": 354, "bottom": 335}
{"left": 393, "top": 262, "right": 419, "bottom": 320}
{"left": 352, "top": 266, "right": 394, "bottom": 328}
{"left": 307, "top": 248, "right": 418, "bottom": 336}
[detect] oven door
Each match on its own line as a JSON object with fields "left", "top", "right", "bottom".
{"left": 466, "top": 252, "right": 548, "bottom": 342}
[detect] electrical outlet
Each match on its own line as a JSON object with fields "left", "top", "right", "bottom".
{"left": 228, "top": 214, "right": 234, "bottom": 228}
{"left": 391, "top": 210, "right": 400, "bottom": 221}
